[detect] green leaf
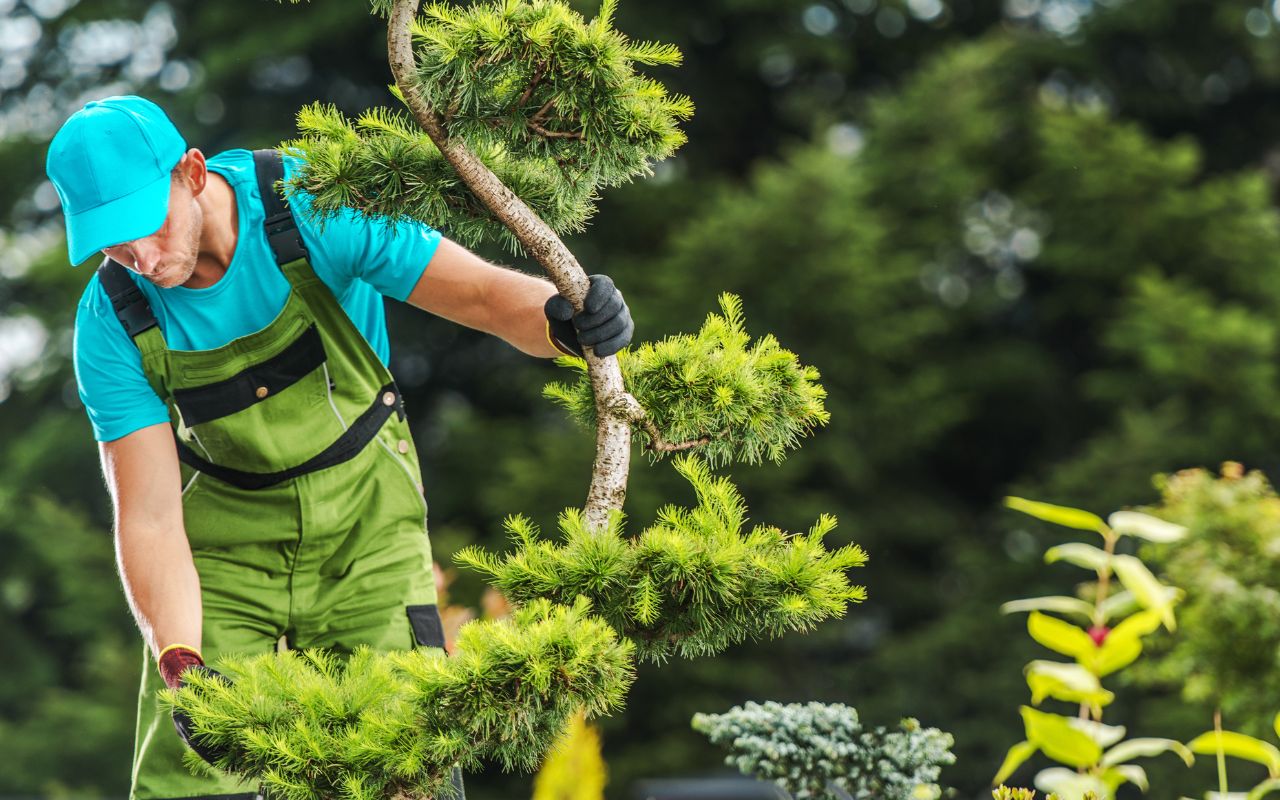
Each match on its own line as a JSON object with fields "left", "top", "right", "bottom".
{"left": 1101, "top": 738, "right": 1195, "bottom": 768}
{"left": 1001, "top": 596, "right": 1096, "bottom": 622}
{"left": 1021, "top": 706, "right": 1104, "bottom": 768}
{"left": 1111, "top": 555, "right": 1176, "bottom": 631}
{"left": 1089, "top": 631, "right": 1143, "bottom": 677}
{"left": 1045, "top": 542, "right": 1112, "bottom": 573}
{"left": 1098, "top": 588, "right": 1178, "bottom": 623}
{"left": 1249, "top": 778, "right": 1280, "bottom": 799}
{"left": 1028, "top": 612, "right": 1097, "bottom": 659}
{"left": 1069, "top": 719, "right": 1127, "bottom": 749}
{"left": 1109, "top": 609, "right": 1164, "bottom": 641}
{"left": 1108, "top": 511, "right": 1188, "bottom": 543}
{"left": 1085, "top": 609, "right": 1162, "bottom": 676}
{"left": 1006, "top": 497, "right": 1107, "bottom": 532}
{"left": 1107, "top": 763, "right": 1149, "bottom": 791}
{"left": 1188, "top": 731, "right": 1280, "bottom": 776}
{"left": 1025, "top": 661, "right": 1115, "bottom": 709}
{"left": 994, "top": 740, "right": 1038, "bottom": 785}
{"left": 1033, "top": 767, "right": 1110, "bottom": 798}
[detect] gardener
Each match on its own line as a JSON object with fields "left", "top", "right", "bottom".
{"left": 46, "top": 95, "right": 633, "bottom": 800}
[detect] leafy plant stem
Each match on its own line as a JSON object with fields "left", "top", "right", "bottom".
{"left": 1216, "top": 706, "right": 1229, "bottom": 796}
{"left": 1078, "top": 529, "right": 1120, "bottom": 723}
{"left": 1092, "top": 529, "right": 1119, "bottom": 628}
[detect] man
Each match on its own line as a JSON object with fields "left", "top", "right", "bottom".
{"left": 47, "top": 95, "right": 633, "bottom": 800}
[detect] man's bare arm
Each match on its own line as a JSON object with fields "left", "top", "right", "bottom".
{"left": 405, "top": 237, "right": 562, "bottom": 357}
{"left": 100, "top": 422, "right": 203, "bottom": 660}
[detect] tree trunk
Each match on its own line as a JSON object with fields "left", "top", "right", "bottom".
{"left": 387, "top": 0, "right": 643, "bottom": 529}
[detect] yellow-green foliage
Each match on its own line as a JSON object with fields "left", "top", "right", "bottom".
{"left": 283, "top": 104, "right": 592, "bottom": 253}
{"left": 544, "top": 294, "right": 830, "bottom": 467}
{"left": 164, "top": 599, "right": 633, "bottom": 800}
{"left": 285, "top": 0, "right": 692, "bottom": 254}
{"left": 458, "top": 456, "right": 866, "bottom": 662}
{"left": 531, "top": 711, "right": 606, "bottom": 800}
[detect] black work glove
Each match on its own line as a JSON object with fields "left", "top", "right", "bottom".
{"left": 544, "top": 274, "right": 634, "bottom": 358}
{"left": 172, "top": 665, "right": 234, "bottom": 766}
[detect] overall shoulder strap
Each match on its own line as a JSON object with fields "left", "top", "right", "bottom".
{"left": 252, "top": 149, "right": 310, "bottom": 266}
{"left": 97, "top": 258, "right": 158, "bottom": 339}
{"left": 97, "top": 258, "right": 170, "bottom": 399}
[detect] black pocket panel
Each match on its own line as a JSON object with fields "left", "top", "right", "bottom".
{"left": 406, "top": 604, "right": 446, "bottom": 649}
{"left": 174, "top": 325, "right": 326, "bottom": 427}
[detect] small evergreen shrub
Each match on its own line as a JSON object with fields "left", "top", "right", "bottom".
{"left": 691, "top": 701, "right": 954, "bottom": 800}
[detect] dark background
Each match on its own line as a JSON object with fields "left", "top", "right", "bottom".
{"left": 3, "top": 0, "right": 1280, "bottom": 796}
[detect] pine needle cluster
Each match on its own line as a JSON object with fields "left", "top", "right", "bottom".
{"left": 163, "top": 599, "right": 634, "bottom": 800}
{"left": 282, "top": 0, "right": 691, "bottom": 253}
{"left": 691, "top": 701, "right": 955, "bottom": 800}
{"left": 281, "top": 103, "right": 589, "bottom": 253}
{"left": 410, "top": 0, "right": 692, "bottom": 188}
{"left": 456, "top": 456, "right": 866, "bottom": 662}
{"left": 544, "top": 294, "right": 830, "bottom": 466}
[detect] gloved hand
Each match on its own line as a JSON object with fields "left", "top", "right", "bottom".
{"left": 159, "top": 645, "right": 233, "bottom": 766}
{"left": 544, "top": 274, "right": 634, "bottom": 358}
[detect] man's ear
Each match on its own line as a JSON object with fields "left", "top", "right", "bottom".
{"left": 174, "top": 148, "right": 208, "bottom": 196}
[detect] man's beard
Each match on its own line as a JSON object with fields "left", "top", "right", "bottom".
{"left": 150, "top": 199, "right": 203, "bottom": 289}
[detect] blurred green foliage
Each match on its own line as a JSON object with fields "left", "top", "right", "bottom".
{"left": 5, "top": 0, "right": 1280, "bottom": 797}
{"left": 1138, "top": 465, "right": 1280, "bottom": 739}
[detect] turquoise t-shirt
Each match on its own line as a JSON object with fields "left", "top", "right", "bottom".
{"left": 73, "top": 149, "right": 442, "bottom": 442}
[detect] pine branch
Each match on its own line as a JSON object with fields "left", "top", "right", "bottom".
{"left": 545, "top": 294, "right": 830, "bottom": 467}
{"left": 163, "top": 599, "right": 635, "bottom": 796}
{"left": 458, "top": 456, "right": 866, "bottom": 662}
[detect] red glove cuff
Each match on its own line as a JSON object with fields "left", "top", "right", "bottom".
{"left": 158, "top": 644, "right": 205, "bottom": 690}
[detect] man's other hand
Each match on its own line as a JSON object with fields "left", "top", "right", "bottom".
{"left": 545, "top": 274, "right": 634, "bottom": 358}
{"left": 167, "top": 658, "right": 234, "bottom": 766}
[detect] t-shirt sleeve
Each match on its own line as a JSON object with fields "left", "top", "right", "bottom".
{"left": 74, "top": 277, "right": 170, "bottom": 442}
{"left": 286, "top": 164, "right": 442, "bottom": 302}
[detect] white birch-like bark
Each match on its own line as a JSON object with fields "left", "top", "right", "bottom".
{"left": 388, "top": 0, "right": 644, "bottom": 529}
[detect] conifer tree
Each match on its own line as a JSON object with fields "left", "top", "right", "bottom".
{"left": 168, "top": 0, "right": 865, "bottom": 794}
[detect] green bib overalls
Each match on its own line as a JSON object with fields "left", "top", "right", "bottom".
{"left": 98, "top": 151, "right": 450, "bottom": 800}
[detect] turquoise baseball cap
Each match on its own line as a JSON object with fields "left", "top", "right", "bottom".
{"left": 45, "top": 95, "right": 187, "bottom": 266}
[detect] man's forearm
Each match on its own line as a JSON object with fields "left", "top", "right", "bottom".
{"left": 101, "top": 426, "right": 204, "bottom": 661}
{"left": 479, "top": 268, "right": 565, "bottom": 357}
{"left": 406, "top": 238, "right": 562, "bottom": 357}
{"left": 116, "top": 521, "right": 204, "bottom": 659}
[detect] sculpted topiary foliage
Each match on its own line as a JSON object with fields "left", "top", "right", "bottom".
{"left": 285, "top": 0, "right": 692, "bottom": 253}
{"left": 167, "top": 600, "right": 632, "bottom": 800}
{"left": 168, "top": 0, "right": 862, "bottom": 795}
{"left": 458, "top": 456, "right": 865, "bottom": 662}
{"left": 544, "top": 293, "right": 831, "bottom": 467}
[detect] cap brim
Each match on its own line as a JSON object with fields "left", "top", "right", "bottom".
{"left": 66, "top": 170, "right": 172, "bottom": 266}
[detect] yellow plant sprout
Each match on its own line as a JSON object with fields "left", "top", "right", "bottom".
{"left": 532, "top": 710, "right": 607, "bottom": 800}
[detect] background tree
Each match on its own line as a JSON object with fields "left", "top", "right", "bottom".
{"left": 1137, "top": 464, "right": 1280, "bottom": 739}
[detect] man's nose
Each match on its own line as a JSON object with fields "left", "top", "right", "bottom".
{"left": 133, "top": 247, "right": 160, "bottom": 275}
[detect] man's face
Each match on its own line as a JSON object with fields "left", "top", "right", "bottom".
{"left": 101, "top": 173, "right": 203, "bottom": 289}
